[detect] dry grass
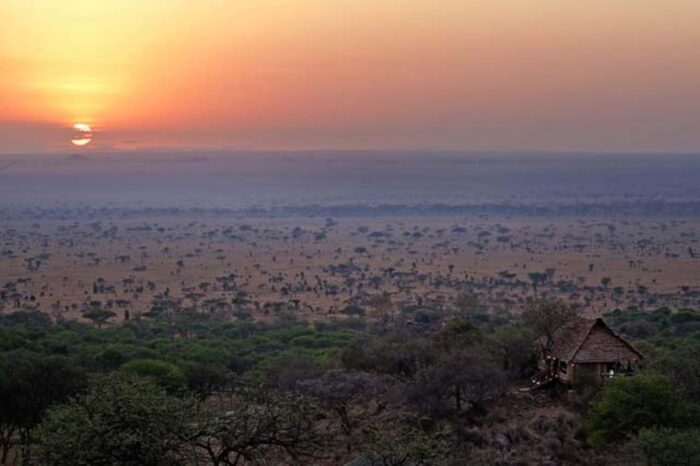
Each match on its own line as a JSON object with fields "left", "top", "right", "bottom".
{"left": 2, "top": 215, "right": 699, "bottom": 321}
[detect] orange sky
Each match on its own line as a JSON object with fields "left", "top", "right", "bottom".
{"left": 1, "top": 0, "right": 700, "bottom": 153}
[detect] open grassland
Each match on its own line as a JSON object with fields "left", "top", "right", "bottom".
{"left": 3, "top": 215, "right": 699, "bottom": 322}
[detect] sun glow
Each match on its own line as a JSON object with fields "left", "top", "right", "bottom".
{"left": 2, "top": 1, "right": 700, "bottom": 152}
{"left": 71, "top": 123, "right": 93, "bottom": 147}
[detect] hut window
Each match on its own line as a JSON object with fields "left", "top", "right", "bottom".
{"left": 559, "top": 361, "right": 567, "bottom": 373}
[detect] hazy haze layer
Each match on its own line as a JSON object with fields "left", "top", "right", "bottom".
{"left": 1, "top": 152, "right": 699, "bottom": 217}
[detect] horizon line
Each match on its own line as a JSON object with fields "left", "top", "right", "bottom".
{"left": 3, "top": 148, "right": 700, "bottom": 158}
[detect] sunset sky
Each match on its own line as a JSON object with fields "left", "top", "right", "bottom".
{"left": 1, "top": 0, "right": 700, "bottom": 153}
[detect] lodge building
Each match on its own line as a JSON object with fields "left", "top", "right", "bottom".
{"left": 533, "top": 317, "right": 643, "bottom": 387}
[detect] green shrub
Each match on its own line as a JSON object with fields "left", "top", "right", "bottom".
{"left": 33, "top": 375, "right": 193, "bottom": 466}
{"left": 587, "top": 373, "right": 699, "bottom": 447}
{"left": 636, "top": 428, "right": 700, "bottom": 466}
{"left": 121, "top": 358, "right": 185, "bottom": 391}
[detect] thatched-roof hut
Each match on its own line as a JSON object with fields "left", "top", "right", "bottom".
{"left": 533, "top": 317, "right": 643, "bottom": 387}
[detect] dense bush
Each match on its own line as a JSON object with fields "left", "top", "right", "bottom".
{"left": 587, "top": 373, "right": 700, "bottom": 447}
{"left": 636, "top": 428, "right": 700, "bottom": 466}
{"left": 33, "top": 375, "right": 194, "bottom": 466}
{"left": 0, "top": 351, "right": 86, "bottom": 463}
{"left": 605, "top": 307, "right": 700, "bottom": 340}
{"left": 13, "top": 302, "right": 700, "bottom": 464}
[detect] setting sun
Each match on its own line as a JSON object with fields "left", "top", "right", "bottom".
{"left": 71, "top": 123, "right": 93, "bottom": 147}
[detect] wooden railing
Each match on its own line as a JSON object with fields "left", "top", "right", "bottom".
{"left": 531, "top": 369, "right": 557, "bottom": 388}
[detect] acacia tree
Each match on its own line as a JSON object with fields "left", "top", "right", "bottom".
{"left": 81, "top": 309, "right": 116, "bottom": 329}
{"left": 189, "top": 390, "right": 327, "bottom": 466}
{"left": 297, "top": 369, "right": 388, "bottom": 436}
{"left": 527, "top": 272, "right": 548, "bottom": 296}
{"left": 0, "top": 352, "right": 85, "bottom": 465}
{"left": 490, "top": 324, "right": 536, "bottom": 379}
{"left": 365, "top": 293, "right": 395, "bottom": 329}
{"left": 522, "top": 298, "right": 577, "bottom": 352}
{"left": 405, "top": 348, "right": 505, "bottom": 417}
{"left": 452, "top": 293, "right": 483, "bottom": 320}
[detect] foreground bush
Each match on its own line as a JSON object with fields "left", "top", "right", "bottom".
{"left": 586, "top": 373, "right": 699, "bottom": 447}
{"left": 33, "top": 375, "right": 194, "bottom": 466}
{"left": 636, "top": 427, "right": 700, "bottom": 466}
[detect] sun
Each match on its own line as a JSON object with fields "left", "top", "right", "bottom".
{"left": 71, "top": 123, "right": 93, "bottom": 146}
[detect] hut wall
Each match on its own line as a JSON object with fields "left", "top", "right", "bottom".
{"left": 572, "top": 363, "right": 605, "bottom": 385}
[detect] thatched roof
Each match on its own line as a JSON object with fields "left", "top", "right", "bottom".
{"left": 541, "top": 317, "right": 643, "bottom": 363}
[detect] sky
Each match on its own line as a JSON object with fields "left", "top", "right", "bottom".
{"left": 1, "top": 0, "right": 700, "bottom": 153}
